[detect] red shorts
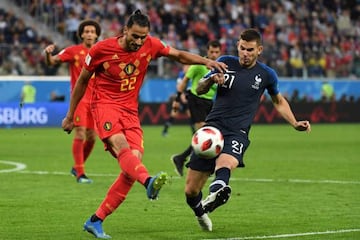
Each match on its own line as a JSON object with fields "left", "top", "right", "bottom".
{"left": 91, "top": 104, "right": 144, "bottom": 153}
{"left": 73, "top": 100, "right": 95, "bottom": 129}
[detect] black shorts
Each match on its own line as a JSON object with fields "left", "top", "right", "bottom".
{"left": 168, "top": 91, "right": 189, "bottom": 113}
{"left": 187, "top": 92, "right": 213, "bottom": 123}
{"left": 186, "top": 123, "right": 250, "bottom": 173}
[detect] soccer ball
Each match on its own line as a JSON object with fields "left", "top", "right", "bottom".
{"left": 191, "top": 126, "right": 224, "bottom": 159}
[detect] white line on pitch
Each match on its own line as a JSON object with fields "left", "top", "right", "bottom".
{"left": 0, "top": 160, "right": 27, "bottom": 173}
{"left": 230, "top": 177, "right": 360, "bottom": 185}
{"left": 6, "top": 170, "right": 360, "bottom": 185}
{"left": 201, "top": 228, "right": 360, "bottom": 240}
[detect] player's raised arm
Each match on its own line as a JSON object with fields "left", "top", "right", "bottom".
{"left": 196, "top": 73, "right": 224, "bottom": 95}
{"left": 167, "top": 47, "right": 227, "bottom": 73}
{"left": 44, "top": 44, "right": 62, "bottom": 66}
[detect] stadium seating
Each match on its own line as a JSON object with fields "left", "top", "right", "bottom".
{"left": 1, "top": 1, "right": 359, "bottom": 78}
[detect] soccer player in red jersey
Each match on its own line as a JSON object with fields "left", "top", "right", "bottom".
{"left": 44, "top": 20, "right": 101, "bottom": 184}
{"left": 62, "top": 10, "right": 227, "bottom": 239}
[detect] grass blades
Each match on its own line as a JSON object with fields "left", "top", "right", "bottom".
{"left": 0, "top": 124, "right": 359, "bottom": 240}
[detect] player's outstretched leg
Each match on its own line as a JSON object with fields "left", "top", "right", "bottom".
{"left": 146, "top": 171, "right": 169, "bottom": 200}
{"left": 202, "top": 185, "right": 231, "bottom": 213}
{"left": 196, "top": 213, "right": 213, "bottom": 231}
{"left": 83, "top": 217, "right": 111, "bottom": 239}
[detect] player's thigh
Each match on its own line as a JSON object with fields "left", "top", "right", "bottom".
{"left": 221, "top": 131, "right": 250, "bottom": 168}
{"left": 92, "top": 104, "right": 143, "bottom": 153}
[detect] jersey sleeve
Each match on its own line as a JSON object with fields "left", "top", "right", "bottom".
{"left": 185, "top": 65, "right": 197, "bottom": 79}
{"left": 150, "top": 36, "right": 170, "bottom": 59}
{"left": 58, "top": 46, "right": 74, "bottom": 62}
{"left": 84, "top": 43, "right": 100, "bottom": 73}
{"left": 266, "top": 67, "right": 280, "bottom": 96}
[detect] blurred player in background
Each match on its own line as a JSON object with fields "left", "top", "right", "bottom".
{"left": 61, "top": 10, "right": 227, "bottom": 239}
{"left": 184, "top": 28, "right": 311, "bottom": 231}
{"left": 20, "top": 81, "right": 36, "bottom": 107}
{"left": 44, "top": 19, "right": 101, "bottom": 183}
{"left": 171, "top": 40, "right": 222, "bottom": 176}
{"left": 161, "top": 64, "right": 194, "bottom": 137}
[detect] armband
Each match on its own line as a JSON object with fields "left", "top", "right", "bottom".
{"left": 175, "top": 91, "right": 182, "bottom": 102}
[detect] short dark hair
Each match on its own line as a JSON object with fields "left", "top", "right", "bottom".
{"left": 126, "top": 9, "right": 150, "bottom": 29}
{"left": 77, "top": 19, "right": 101, "bottom": 40}
{"left": 207, "top": 40, "right": 221, "bottom": 49}
{"left": 240, "top": 28, "right": 262, "bottom": 45}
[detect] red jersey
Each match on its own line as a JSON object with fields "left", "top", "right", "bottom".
{"left": 84, "top": 36, "right": 170, "bottom": 113}
{"left": 58, "top": 44, "right": 93, "bottom": 102}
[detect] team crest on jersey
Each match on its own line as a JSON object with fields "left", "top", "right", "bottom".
{"left": 104, "top": 122, "right": 112, "bottom": 131}
{"left": 125, "top": 63, "right": 136, "bottom": 75}
{"left": 75, "top": 116, "right": 80, "bottom": 122}
{"left": 251, "top": 74, "right": 262, "bottom": 90}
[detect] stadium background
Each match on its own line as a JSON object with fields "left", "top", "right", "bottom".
{"left": 0, "top": 0, "right": 359, "bottom": 127}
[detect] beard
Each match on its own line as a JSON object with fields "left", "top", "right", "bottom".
{"left": 125, "top": 39, "right": 141, "bottom": 52}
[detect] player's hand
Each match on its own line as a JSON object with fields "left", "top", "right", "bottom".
{"left": 294, "top": 120, "right": 311, "bottom": 132}
{"left": 205, "top": 60, "right": 227, "bottom": 73}
{"left": 62, "top": 116, "right": 74, "bottom": 134}
{"left": 44, "top": 44, "right": 56, "bottom": 54}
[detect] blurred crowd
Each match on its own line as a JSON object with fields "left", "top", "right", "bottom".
{"left": 0, "top": 0, "right": 360, "bottom": 78}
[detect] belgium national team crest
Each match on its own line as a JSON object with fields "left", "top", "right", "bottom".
{"left": 124, "top": 63, "right": 135, "bottom": 75}
{"left": 103, "top": 122, "right": 112, "bottom": 131}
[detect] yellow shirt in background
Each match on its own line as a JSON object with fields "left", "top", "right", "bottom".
{"left": 22, "top": 84, "right": 36, "bottom": 103}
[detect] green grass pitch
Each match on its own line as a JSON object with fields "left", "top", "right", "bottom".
{"left": 0, "top": 124, "right": 359, "bottom": 240}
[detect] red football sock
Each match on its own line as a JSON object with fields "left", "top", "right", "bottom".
{"left": 117, "top": 148, "right": 150, "bottom": 185}
{"left": 72, "top": 138, "right": 85, "bottom": 177}
{"left": 95, "top": 172, "right": 135, "bottom": 220}
{"left": 83, "top": 140, "right": 95, "bottom": 163}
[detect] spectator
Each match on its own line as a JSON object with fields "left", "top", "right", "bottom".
{"left": 307, "top": 52, "right": 326, "bottom": 77}
{"left": 289, "top": 43, "right": 304, "bottom": 77}
{"left": 65, "top": 9, "right": 81, "bottom": 43}
{"left": 50, "top": 91, "right": 65, "bottom": 102}
{"left": 4, "top": 1, "right": 360, "bottom": 78}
